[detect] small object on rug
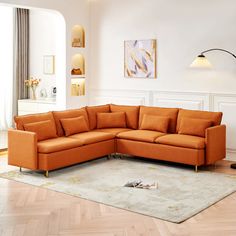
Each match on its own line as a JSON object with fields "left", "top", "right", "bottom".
{"left": 124, "top": 180, "right": 142, "bottom": 187}
{"left": 124, "top": 180, "right": 158, "bottom": 189}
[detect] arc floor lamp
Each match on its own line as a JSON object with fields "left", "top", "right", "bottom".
{"left": 190, "top": 48, "right": 236, "bottom": 69}
{"left": 191, "top": 48, "right": 236, "bottom": 169}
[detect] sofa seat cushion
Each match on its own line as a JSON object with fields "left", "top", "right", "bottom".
{"left": 94, "top": 128, "right": 132, "bottom": 135}
{"left": 69, "top": 131, "right": 115, "bottom": 145}
{"left": 117, "top": 130, "right": 166, "bottom": 143}
{"left": 38, "top": 137, "right": 83, "bottom": 154}
{"left": 155, "top": 134, "right": 205, "bottom": 149}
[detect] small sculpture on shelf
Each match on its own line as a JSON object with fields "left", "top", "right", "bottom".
{"left": 72, "top": 38, "right": 82, "bottom": 48}
{"left": 71, "top": 68, "right": 82, "bottom": 75}
{"left": 25, "top": 76, "right": 41, "bottom": 100}
{"left": 71, "top": 54, "right": 85, "bottom": 76}
{"left": 71, "top": 79, "right": 85, "bottom": 96}
{"left": 40, "top": 88, "right": 47, "bottom": 98}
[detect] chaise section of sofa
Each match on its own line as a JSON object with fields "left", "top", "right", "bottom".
{"left": 8, "top": 104, "right": 226, "bottom": 176}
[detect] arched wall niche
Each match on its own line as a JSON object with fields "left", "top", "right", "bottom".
{"left": 72, "top": 25, "right": 85, "bottom": 48}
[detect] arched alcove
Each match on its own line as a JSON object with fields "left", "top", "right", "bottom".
{"left": 71, "top": 53, "right": 85, "bottom": 76}
{"left": 71, "top": 78, "right": 85, "bottom": 96}
{"left": 71, "top": 25, "right": 85, "bottom": 48}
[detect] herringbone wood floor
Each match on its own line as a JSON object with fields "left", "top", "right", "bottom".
{"left": 0, "top": 160, "right": 236, "bottom": 236}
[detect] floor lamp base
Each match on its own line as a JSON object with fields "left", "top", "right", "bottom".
{"left": 230, "top": 163, "right": 236, "bottom": 169}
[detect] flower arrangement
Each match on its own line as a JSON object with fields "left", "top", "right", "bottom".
{"left": 25, "top": 77, "right": 41, "bottom": 100}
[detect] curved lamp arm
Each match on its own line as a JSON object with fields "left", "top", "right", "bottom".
{"left": 200, "top": 48, "right": 236, "bottom": 59}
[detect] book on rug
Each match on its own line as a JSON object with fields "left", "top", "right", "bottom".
{"left": 124, "top": 180, "right": 158, "bottom": 189}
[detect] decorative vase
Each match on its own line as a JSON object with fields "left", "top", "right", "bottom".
{"left": 31, "top": 87, "right": 37, "bottom": 100}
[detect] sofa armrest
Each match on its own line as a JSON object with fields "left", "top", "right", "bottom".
{"left": 8, "top": 129, "right": 38, "bottom": 170}
{"left": 205, "top": 125, "right": 226, "bottom": 165}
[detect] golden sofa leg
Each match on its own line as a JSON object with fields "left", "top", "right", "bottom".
{"left": 195, "top": 165, "right": 198, "bottom": 172}
{"left": 45, "top": 171, "right": 49, "bottom": 178}
{"left": 214, "top": 162, "right": 217, "bottom": 169}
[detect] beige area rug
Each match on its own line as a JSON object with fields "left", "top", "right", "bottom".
{"left": 1, "top": 156, "right": 236, "bottom": 223}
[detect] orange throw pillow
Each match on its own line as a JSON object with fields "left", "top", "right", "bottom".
{"left": 52, "top": 108, "right": 89, "bottom": 137}
{"left": 86, "top": 105, "right": 110, "bottom": 130}
{"left": 110, "top": 104, "right": 139, "bottom": 129}
{"left": 140, "top": 114, "right": 170, "bottom": 133}
{"left": 178, "top": 118, "right": 212, "bottom": 137}
{"left": 24, "top": 120, "right": 57, "bottom": 141}
{"left": 97, "top": 112, "right": 126, "bottom": 129}
{"left": 60, "top": 116, "right": 89, "bottom": 136}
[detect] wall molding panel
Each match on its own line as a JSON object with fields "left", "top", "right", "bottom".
{"left": 212, "top": 93, "right": 236, "bottom": 152}
{"left": 152, "top": 91, "right": 210, "bottom": 110}
{"left": 89, "top": 89, "right": 236, "bottom": 156}
{"left": 89, "top": 89, "right": 150, "bottom": 106}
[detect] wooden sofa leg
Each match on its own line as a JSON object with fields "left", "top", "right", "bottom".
{"left": 45, "top": 171, "right": 49, "bottom": 178}
{"left": 19, "top": 167, "right": 22, "bottom": 172}
{"left": 195, "top": 165, "right": 198, "bottom": 172}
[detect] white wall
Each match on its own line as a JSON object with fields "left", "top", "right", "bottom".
{"left": 90, "top": 0, "right": 236, "bottom": 93}
{"left": 1, "top": 0, "right": 236, "bottom": 156}
{"left": 0, "top": 0, "right": 89, "bottom": 109}
{"left": 89, "top": 0, "right": 236, "bottom": 156}
{"left": 29, "top": 10, "right": 57, "bottom": 99}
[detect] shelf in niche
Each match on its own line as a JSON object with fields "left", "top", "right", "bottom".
{"left": 71, "top": 74, "right": 85, "bottom": 78}
{"left": 71, "top": 54, "right": 85, "bottom": 76}
{"left": 71, "top": 78, "right": 85, "bottom": 96}
{"left": 71, "top": 25, "right": 85, "bottom": 48}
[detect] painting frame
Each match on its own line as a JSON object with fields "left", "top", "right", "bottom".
{"left": 124, "top": 39, "right": 157, "bottom": 79}
{"left": 43, "top": 55, "right": 55, "bottom": 75}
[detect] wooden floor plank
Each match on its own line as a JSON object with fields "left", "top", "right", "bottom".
{"left": 0, "top": 160, "right": 236, "bottom": 235}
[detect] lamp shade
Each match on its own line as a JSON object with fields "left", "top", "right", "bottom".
{"left": 190, "top": 55, "right": 212, "bottom": 69}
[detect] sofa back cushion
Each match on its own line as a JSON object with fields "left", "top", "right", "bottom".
{"left": 97, "top": 112, "right": 126, "bottom": 129}
{"left": 14, "top": 111, "right": 56, "bottom": 131}
{"left": 140, "top": 114, "right": 170, "bottom": 133}
{"left": 139, "top": 106, "right": 179, "bottom": 133}
{"left": 178, "top": 117, "right": 212, "bottom": 137}
{"left": 86, "top": 104, "right": 110, "bottom": 130}
{"left": 53, "top": 108, "right": 89, "bottom": 136}
{"left": 176, "top": 109, "right": 223, "bottom": 132}
{"left": 110, "top": 104, "right": 140, "bottom": 129}
{"left": 24, "top": 120, "right": 57, "bottom": 141}
{"left": 60, "top": 116, "right": 89, "bottom": 136}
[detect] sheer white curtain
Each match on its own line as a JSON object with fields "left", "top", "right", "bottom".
{"left": 0, "top": 6, "right": 13, "bottom": 130}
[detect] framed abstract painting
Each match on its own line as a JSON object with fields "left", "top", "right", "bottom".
{"left": 124, "top": 39, "right": 156, "bottom": 78}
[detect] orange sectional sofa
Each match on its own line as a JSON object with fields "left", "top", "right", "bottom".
{"left": 8, "top": 104, "right": 226, "bottom": 177}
